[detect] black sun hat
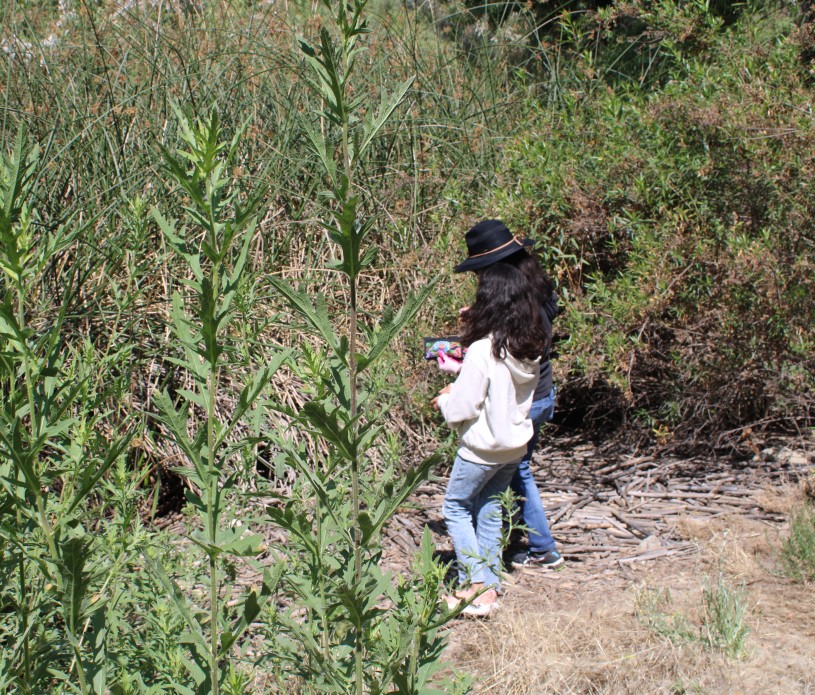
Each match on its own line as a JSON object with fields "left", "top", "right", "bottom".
{"left": 453, "top": 219, "right": 533, "bottom": 273}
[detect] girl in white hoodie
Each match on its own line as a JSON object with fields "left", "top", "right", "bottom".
{"left": 432, "top": 262, "right": 549, "bottom": 616}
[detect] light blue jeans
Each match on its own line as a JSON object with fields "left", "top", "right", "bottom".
{"left": 510, "top": 388, "right": 557, "bottom": 554}
{"left": 443, "top": 454, "right": 519, "bottom": 588}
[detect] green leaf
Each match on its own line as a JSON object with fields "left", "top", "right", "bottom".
{"left": 359, "top": 275, "right": 441, "bottom": 372}
{"left": 169, "top": 293, "right": 209, "bottom": 383}
{"left": 220, "top": 219, "right": 258, "bottom": 319}
{"left": 321, "top": 197, "right": 374, "bottom": 282}
{"left": 151, "top": 209, "right": 204, "bottom": 285}
{"left": 66, "top": 430, "right": 134, "bottom": 515}
{"left": 151, "top": 390, "right": 210, "bottom": 487}
{"left": 59, "top": 536, "right": 89, "bottom": 635}
{"left": 87, "top": 607, "right": 108, "bottom": 695}
{"left": 214, "top": 349, "right": 290, "bottom": 452}
{"left": 297, "top": 400, "right": 355, "bottom": 460}
{"left": 266, "top": 502, "right": 324, "bottom": 558}
{"left": 199, "top": 276, "right": 224, "bottom": 367}
{"left": 354, "top": 76, "right": 415, "bottom": 164}
{"left": 176, "top": 387, "right": 208, "bottom": 410}
{"left": 0, "top": 419, "right": 46, "bottom": 494}
{"left": 189, "top": 527, "right": 265, "bottom": 559}
{"left": 302, "top": 120, "right": 338, "bottom": 185}
{"left": 359, "top": 454, "right": 441, "bottom": 546}
{"left": 269, "top": 278, "right": 341, "bottom": 356}
{"left": 179, "top": 650, "right": 209, "bottom": 689}
{"left": 219, "top": 565, "right": 283, "bottom": 657}
{"left": 143, "top": 553, "right": 209, "bottom": 656}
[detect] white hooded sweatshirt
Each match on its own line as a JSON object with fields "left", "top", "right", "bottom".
{"left": 437, "top": 337, "right": 540, "bottom": 465}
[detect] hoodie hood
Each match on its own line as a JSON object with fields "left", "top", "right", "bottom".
{"left": 502, "top": 350, "right": 540, "bottom": 387}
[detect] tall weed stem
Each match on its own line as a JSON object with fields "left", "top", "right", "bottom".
{"left": 150, "top": 108, "right": 284, "bottom": 694}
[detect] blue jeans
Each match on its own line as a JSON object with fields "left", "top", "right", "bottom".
{"left": 443, "top": 454, "right": 519, "bottom": 588}
{"left": 510, "top": 388, "right": 557, "bottom": 554}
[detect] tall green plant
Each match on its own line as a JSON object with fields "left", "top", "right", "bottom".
{"left": 781, "top": 502, "right": 815, "bottom": 583}
{"left": 148, "top": 109, "right": 287, "bottom": 695}
{"left": 0, "top": 127, "right": 134, "bottom": 694}
{"left": 261, "top": 1, "right": 460, "bottom": 692}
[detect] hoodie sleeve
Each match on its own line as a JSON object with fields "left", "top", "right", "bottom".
{"left": 436, "top": 343, "right": 489, "bottom": 427}
{"left": 542, "top": 290, "right": 559, "bottom": 323}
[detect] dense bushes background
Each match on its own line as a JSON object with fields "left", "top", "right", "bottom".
{"left": 486, "top": 0, "right": 815, "bottom": 449}
{"left": 2, "top": 0, "right": 815, "bottom": 690}
{"left": 6, "top": 0, "right": 811, "bottom": 454}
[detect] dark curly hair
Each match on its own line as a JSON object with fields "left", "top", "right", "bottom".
{"left": 460, "top": 263, "right": 549, "bottom": 361}
{"left": 502, "top": 250, "right": 556, "bottom": 305}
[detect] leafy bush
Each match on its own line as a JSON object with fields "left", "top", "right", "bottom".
{"left": 493, "top": 1, "right": 815, "bottom": 448}
{"left": 635, "top": 575, "right": 750, "bottom": 658}
{"left": 781, "top": 502, "right": 815, "bottom": 582}
{"left": 2, "top": 0, "right": 479, "bottom": 689}
{"left": 699, "top": 574, "right": 750, "bottom": 658}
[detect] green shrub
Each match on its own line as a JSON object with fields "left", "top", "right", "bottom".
{"left": 699, "top": 574, "right": 750, "bottom": 658}
{"left": 492, "top": 1, "right": 815, "bottom": 446}
{"left": 634, "top": 585, "right": 696, "bottom": 645}
{"left": 781, "top": 502, "right": 815, "bottom": 582}
{"left": 635, "top": 575, "right": 750, "bottom": 659}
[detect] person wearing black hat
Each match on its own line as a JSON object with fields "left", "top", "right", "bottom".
{"left": 438, "top": 219, "right": 564, "bottom": 572}
{"left": 432, "top": 262, "right": 548, "bottom": 616}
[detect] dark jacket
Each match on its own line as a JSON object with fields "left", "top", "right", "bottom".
{"left": 533, "top": 291, "right": 559, "bottom": 401}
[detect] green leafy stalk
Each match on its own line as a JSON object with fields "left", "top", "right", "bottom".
{"left": 1, "top": 125, "right": 133, "bottom": 694}
{"left": 262, "top": 1, "right": 457, "bottom": 692}
{"left": 151, "top": 107, "right": 284, "bottom": 694}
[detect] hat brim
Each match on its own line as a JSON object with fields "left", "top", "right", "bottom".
{"left": 453, "top": 237, "right": 533, "bottom": 273}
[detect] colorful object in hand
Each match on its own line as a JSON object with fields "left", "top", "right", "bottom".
{"left": 424, "top": 337, "right": 465, "bottom": 361}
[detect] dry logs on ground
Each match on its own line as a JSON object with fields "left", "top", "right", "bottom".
{"left": 383, "top": 435, "right": 812, "bottom": 574}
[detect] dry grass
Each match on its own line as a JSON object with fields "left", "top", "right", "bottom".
{"left": 449, "top": 598, "right": 700, "bottom": 694}
{"left": 673, "top": 514, "right": 780, "bottom": 583}
{"left": 755, "top": 482, "right": 808, "bottom": 517}
{"left": 446, "top": 496, "right": 815, "bottom": 694}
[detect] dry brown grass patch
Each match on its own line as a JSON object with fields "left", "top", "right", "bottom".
{"left": 673, "top": 514, "right": 781, "bottom": 581}
{"left": 447, "top": 590, "right": 706, "bottom": 694}
{"left": 445, "top": 516, "right": 815, "bottom": 693}
{"left": 754, "top": 481, "right": 807, "bottom": 515}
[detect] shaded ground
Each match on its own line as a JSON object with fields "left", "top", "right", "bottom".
{"left": 383, "top": 433, "right": 815, "bottom": 694}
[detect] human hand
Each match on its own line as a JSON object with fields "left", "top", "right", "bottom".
{"left": 430, "top": 384, "right": 452, "bottom": 410}
{"left": 436, "top": 350, "right": 462, "bottom": 375}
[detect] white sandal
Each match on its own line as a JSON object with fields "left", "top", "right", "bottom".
{"left": 441, "top": 590, "right": 501, "bottom": 618}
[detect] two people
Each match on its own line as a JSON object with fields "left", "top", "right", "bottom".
{"left": 432, "top": 219, "right": 562, "bottom": 616}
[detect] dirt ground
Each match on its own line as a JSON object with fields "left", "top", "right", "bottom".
{"left": 391, "top": 434, "right": 815, "bottom": 694}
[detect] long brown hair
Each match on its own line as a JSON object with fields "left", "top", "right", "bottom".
{"left": 503, "top": 250, "right": 556, "bottom": 305}
{"left": 460, "top": 263, "right": 549, "bottom": 361}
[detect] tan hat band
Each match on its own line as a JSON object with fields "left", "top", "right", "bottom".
{"left": 467, "top": 236, "right": 524, "bottom": 259}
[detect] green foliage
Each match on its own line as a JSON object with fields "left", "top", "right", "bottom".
{"left": 2, "top": 0, "right": 814, "bottom": 688}
{"left": 635, "top": 575, "right": 750, "bottom": 658}
{"left": 497, "top": 486, "right": 526, "bottom": 552}
{"left": 781, "top": 501, "right": 815, "bottom": 582}
{"left": 148, "top": 109, "right": 286, "bottom": 695}
{"left": 0, "top": 127, "right": 135, "bottom": 693}
{"left": 493, "top": 0, "right": 815, "bottom": 444}
{"left": 259, "top": 2, "right": 459, "bottom": 691}
{"left": 3, "top": 0, "right": 515, "bottom": 687}
{"left": 698, "top": 574, "right": 750, "bottom": 658}
{"left": 634, "top": 585, "right": 697, "bottom": 645}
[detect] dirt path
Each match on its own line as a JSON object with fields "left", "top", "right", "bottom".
{"left": 384, "top": 435, "right": 815, "bottom": 694}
